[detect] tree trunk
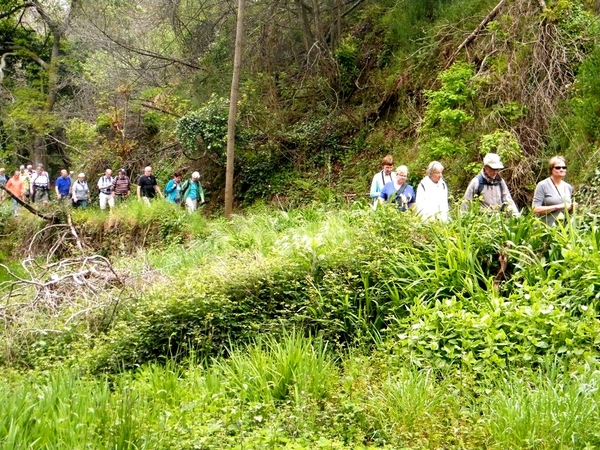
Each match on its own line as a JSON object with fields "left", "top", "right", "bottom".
{"left": 224, "top": 0, "right": 245, "bottom": 219}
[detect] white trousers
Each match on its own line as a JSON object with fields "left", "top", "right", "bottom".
{"left": 185, "top": 197, "right": 197, "bottom": 213}
{"left": 99, "top": 192, "right": 115, "bottom": 209}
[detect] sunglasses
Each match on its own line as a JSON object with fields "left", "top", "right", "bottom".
{"left": 553, "top": 166, "right": 567, "bottom": 170}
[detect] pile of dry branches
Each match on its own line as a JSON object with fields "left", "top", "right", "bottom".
{"left": 0, "top": 222, "right": 128, "bottom": 327}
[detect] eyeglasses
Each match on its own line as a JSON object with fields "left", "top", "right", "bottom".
{"left": 553, "top": 166, "right": 567, "bottom": 170}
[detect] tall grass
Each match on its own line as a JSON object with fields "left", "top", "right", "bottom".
{"left": 3, "top": 342, "right": 600, "bottom": 448}
{"left": 485, "top": 366, "right": 600, "bottom": 449}
{"left": 215, "top": 331, "right": 336, "bottom": 404}
{"left": 0, "top": 368, "right": 162, "bottom": 449}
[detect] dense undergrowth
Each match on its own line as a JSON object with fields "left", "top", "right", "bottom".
{"left": 2, "top": 200, "right": 600, "bottom": 448}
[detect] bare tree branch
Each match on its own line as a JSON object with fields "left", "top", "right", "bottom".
{"left": 0, "top": 2, "right": 34, "bottom": 21}
{"left": 0, "top": 185, "right": 58, "bottom": 222}
{"left": 444, "top": 0, "right": 507, "bottom": 69}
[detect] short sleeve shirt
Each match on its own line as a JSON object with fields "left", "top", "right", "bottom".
{"left": 138, "top": 175, "right": 157, "bottom": 198}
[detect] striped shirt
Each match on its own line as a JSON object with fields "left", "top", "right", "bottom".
{"left": 112, "top": 176, "right": 131, "bottom": 195}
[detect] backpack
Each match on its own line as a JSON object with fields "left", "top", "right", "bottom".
{"left": 475, "top": 173, "right": 503, "bottom": 199}
{"left": 180, "top": 180, "right": 190, "bottom": 197}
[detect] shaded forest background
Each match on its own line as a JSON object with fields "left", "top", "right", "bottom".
{"left": 2, "top": 0, "right": 600, "bottom": 209}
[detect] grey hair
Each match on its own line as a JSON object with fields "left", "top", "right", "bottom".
{"left": 426, "top": 161, "right": 444, "bottom": 176}
{"left": 395, "top": 165, "right": 408, "bottom": 174}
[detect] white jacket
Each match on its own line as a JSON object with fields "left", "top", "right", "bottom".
{"left": 415, "top": 176, "right": 449, "bottom": 221}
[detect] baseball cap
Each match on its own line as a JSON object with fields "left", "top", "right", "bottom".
{"left": 483, "top": 153, "right": 504, "bottom": 170}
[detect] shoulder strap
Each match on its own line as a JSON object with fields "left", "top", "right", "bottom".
{"left": 476, "top": 174, "right": 501, "bottom": 197}
{"left": 419, "top": 182, "right": 425, "bottom": 192}
{"left": 476, "top": 174, "right": 485, "bottom": 196}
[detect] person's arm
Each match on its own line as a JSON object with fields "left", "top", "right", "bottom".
{"left": 369, "top": 173, "right": 381, "bottom": 199}
{"left": 415, "top": 181, "right": 428, "bottom": 217}
{"left": 406, "top": 185, "right": 416, "bottom": 208}
{"left": 198, "top": 182, "right": 205, "bottom": 203}
{"left": 461, "top": 178, "right": 478, "bottom": 212}
{"left": 155, "top": 184, "right": 164, "bottom": 198}
{"left": 500, "top": 180, "right": 520, "bottom": 217}
{"left": 164, "top": 180, "right": 175, "bottom": 194}
{"left": 532, "top": 181, "right": 563, "bottom": 215}
{"left": 379, "top": 182, "right": 390, "bottom": 203}
{"left": 55, "top": 181, "right": 60, "bottom": 197}
{"left": 136, "top": 184, "right": 141, "bottom": 200}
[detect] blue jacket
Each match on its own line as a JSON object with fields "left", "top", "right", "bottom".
{"left": 380, "top": 181, "right": 415, "bottom": 211}
{"left": 164, "top": 179, "right": 182, "bottom": 203}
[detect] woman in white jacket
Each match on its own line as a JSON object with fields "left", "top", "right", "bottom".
{"left": 415, "top": 161, "right": 449, "bottom": 221}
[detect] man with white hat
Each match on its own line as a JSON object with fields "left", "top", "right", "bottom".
{"left": 181, "top": 171, "right": 205, "bottom": 213}
{"left": 461, "top": 153, "right": 519, "bottom": 216}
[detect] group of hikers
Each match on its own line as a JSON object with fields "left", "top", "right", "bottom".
{"left": 0, "top": 164, "right": 205, "bottom": 216}
{"left": 370, "top": 153, "right": 575, "bottom": 226}
{"left": 0, "top": 155, "right": 575, "bottom": 224}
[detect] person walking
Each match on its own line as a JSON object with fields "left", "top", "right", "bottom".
{"left": 379, "top": 165, "right": 416, "bottom": 211}
{"left": 164, "top": 171, "right": 183, "bottom": 204}
{"left": 19, "top": 166, "right": 31, "bottom": 203}
{"left": 137, "top": 166, "right": 163, "bottom": 205}
{"left": 181, "top": 171, "right": 205, "bottom": 213}
{"left": 532, "top": 156, "right": 575, "bottom": 226}
{"left": 30, "top": 164, "right": 51, "bottom": 205}
{"left": 97, "top": 169, "right": 115, "bottom": 210}
{"left": 461, "top": 153, "right": 519, "bottom": 216}
{"left": 111, "top": 168, "right": 131, "bottom": 205}
{"left": 5, "top": 171, "right": 23, "bottom": 216}
{"left": 72, "top": 173, "right": 90, "bottom": 209}
{"left": 0, "top": 168, "right": 6, "bottom": 203}
{"left": 415, "top": 161, "right": 449, "bottom": 222}
{"left": 369, "top": 154, "right": 396, "bottom": 210}
{"left": 55, "top": 169, "right": 72, "bottom": 202}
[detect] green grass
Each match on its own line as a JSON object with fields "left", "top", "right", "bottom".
{"left": 3, "top": 202, "right": 600, "bottom": 447}
{"left": 2, "top": 337, "right": 600, "bottom": 449}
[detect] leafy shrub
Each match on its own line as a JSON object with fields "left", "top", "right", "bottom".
{"left": 176, "top": 95, "right": 229, "bottom": 160}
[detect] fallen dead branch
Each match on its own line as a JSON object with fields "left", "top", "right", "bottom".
{"left": 0, "top": 254, "right": 125, "bottom": 319}
{"left": 0, "top": 185, "right": 60, "bottom": 222}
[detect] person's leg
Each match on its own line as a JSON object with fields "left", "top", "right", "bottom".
{"left": 185, "top": 197, "right": 196, "bottom": 213}
{"left": 142, "top": 196, "right": 151, "bottom": 206}
{"left": 99, "top": 192, "right": 107, "bottom": 209}
{"left": 107, "top": 194, "right": 115, "bottom": 209}
{"left": 12, "top": 199, "right": 18, "bottom": 216}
